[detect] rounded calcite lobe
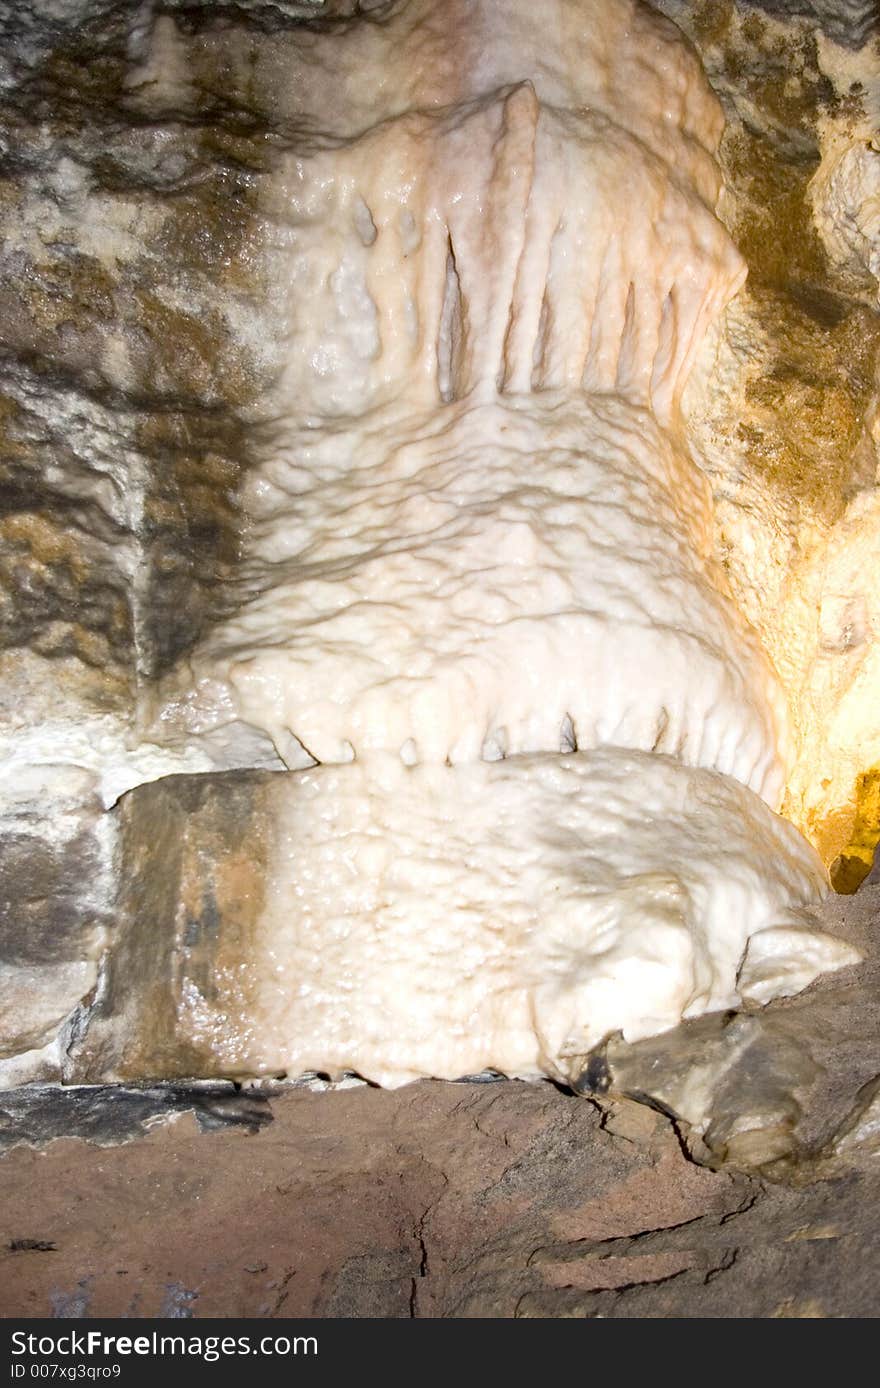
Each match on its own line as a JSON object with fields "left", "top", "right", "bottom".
{"left": 162, "top": 395, "right": 787, "bottom": 804}
{"left": 169, "top": 748, "right": 850, "bottom": 1089}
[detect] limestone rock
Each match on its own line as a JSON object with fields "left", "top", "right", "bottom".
{"left": 70, "top": 771, "right": 271, "bottom": 1084}
{"left": 0, "top": 0, "right": 273, "bottom": 715}
{"left": 0, "top": 765, "right": 110, "bottom": 1080}
{"left": 658, "top": 0, "right": 880, "bottom": 883}
{"left": 0, "top": 0, "right": 285, "bottom": 1080}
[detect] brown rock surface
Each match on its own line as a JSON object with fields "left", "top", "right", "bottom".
{"left": 0, "top": 766, "right": 110, "bottom": 1077}
{"left": 0, "top": 0, "right": 273, "bottom": 720}
{"left": 658, "top": 0, "right": 880, "bottom": 879}
{"left": 2, "top": 1075, "right": 880, "bottom": 1318}
{"left": 71, "top": 772, "right": 272, "bottom": 1083}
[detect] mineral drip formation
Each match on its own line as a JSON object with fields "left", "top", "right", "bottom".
{"left": 33, "top": 0, "right": 864, "bottom": 1087}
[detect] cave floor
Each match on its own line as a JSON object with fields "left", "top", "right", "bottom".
{"left": 0, "top": 1071, "right": 878, "bottom": 1319}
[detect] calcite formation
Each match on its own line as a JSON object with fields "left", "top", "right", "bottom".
{"left": 162, "top": 396, "right": 787, "bottom": 798}
{"left": 0, "top": 0, "right": 877, "bottom": 1092}
{"left": 76, "top": 751, "right": 836, "bottom": 1087}
{"left": 135, "top": 0, "right": 856, "bottom": 1084}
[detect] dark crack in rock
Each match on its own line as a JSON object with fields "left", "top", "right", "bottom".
{"left": 0, "top": 1081, "right": 274, "bottom": 1154}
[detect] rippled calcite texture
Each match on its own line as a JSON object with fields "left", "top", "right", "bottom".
{"left": 131, "top": 0, "right": 857, "bottom": 1085}
{"left": 166, "top": 396, "right": 787, "bottom": 800}
{"left": 76, "top": 750, "right": 844, "bottom": 1088}
{"left": 158, "top": 0, "right": 771, "bottom": 784}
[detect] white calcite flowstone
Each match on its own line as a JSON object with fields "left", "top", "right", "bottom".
{"left": 2, "top": 0, "right": 871, "bottom": 1086}
{"left": 152, "top": 0, "right": 760, "bottom": 792}
{"left": 116, "top": 0, "right": 860, "bottom": 1081}
{"left": 159, "top": 394, "right": 788, "bottom": 801}
{"left": 73, "top": 748, "right": 852, "bottom": 1088}
{"left": 241, "top": 751, "right": 850, "bottom": 1085}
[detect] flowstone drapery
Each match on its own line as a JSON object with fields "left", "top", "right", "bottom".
{"left": 107, "top": 0, "right": 854, "bottom": 1087}
{"left": 1, "top": 0, "right": 867, "bottom": 1091}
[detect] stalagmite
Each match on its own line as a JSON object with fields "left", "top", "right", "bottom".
{"left": 125, "top": 0, "right": 857, "bottom": 1086}
{"left": 1, "top": 0, "right": 869, "bottom": 1092}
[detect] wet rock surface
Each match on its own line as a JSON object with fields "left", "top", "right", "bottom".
{"left": 0, "top": 1081, "right": 274, "bottom": 1154}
